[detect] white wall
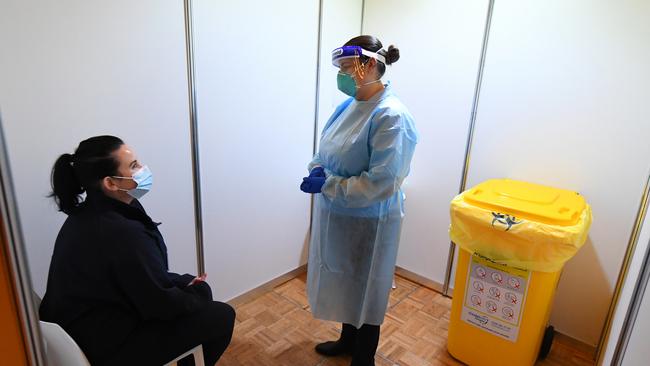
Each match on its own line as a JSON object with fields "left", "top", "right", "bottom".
{"left": 0, "top": 0, "right": 198, "bottom": 296}
{"left": 192, "top": 0, "right": 319, "bottom": 301}
{"left": 462, "top": 0, "right": 650, "bottom": 345}
{"left": 362, "top": 0, "right": 489, "bottom": 285}
{"left": 601, "top": 193, "right": 649, "bottom": 365}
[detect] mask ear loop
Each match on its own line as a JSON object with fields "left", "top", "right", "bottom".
{"left": 111, "top": 175, "right": 135, "bottom": 180}
{"left": 354, "top": 53, "right": 383, "bottom": 88}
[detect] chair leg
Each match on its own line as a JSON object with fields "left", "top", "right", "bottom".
{"left": 164, "top": 344, "right": 204, "bottom": 366}
{"left": 193, "top": 345, "right": 205, "bottom": 366}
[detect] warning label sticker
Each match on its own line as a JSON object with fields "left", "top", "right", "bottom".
{"left": 461, "top": 253, "right": 530, "bottom": 342}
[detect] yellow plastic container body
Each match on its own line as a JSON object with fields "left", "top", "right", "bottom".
{"left": 448, "top": 249, "right": 561, "bottom": 366}
{"left": 447, "top": 179, "right": 592, "bottom": 365}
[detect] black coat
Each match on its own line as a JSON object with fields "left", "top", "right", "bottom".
{"left": 39, "top": 193, "right": 211, "bottom": 361}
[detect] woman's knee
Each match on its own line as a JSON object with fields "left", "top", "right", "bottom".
{"left": 205, "top": 301, "right": 236, "bottom": 333}
{"left": 221, "top": 302, "right": 236, "bottom": 330}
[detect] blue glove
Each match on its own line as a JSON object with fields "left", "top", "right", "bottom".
{"left": 300, "top": 176, "right": 326, "bottom": 193}
{"left": 309, "top": 167, "right": 326, "bottom": 178}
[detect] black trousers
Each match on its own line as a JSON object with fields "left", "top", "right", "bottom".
{"left": 342, "top": 323, "right": 380, "bottom": 365}
{"left": 97, "top": 301, "right": 235, "bottom": 366}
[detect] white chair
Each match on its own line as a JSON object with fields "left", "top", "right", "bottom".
{"left": 39, "top": 320, "right": 205, "bottom": 366}
{"left": 164, "top": 344, "right": 205, "bottom": 366}
{"left": 39, "top": 321, "right": 91, "bottom": 366}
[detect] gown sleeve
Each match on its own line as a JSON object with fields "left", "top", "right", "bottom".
{"left": 321, "top": 108, "right": 418, "bottom": 208}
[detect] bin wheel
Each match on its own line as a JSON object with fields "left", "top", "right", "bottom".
{"left": 538, "top": 326, "right": 555, "bottom": 360}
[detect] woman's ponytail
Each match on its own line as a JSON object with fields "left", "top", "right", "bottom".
{"left": 50, "top": 153, "right": 84, "bottom": 214}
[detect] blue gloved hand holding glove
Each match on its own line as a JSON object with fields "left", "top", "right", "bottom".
{"left": 309, "top": 166, "right": 326, "bottom": 178}
{"left": 300, "top": 166, "right": 326, "bottom": 193}
{"left": 301, "top": 176, "right": 326, "bottom": 193}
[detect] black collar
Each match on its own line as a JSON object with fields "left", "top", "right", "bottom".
{"left": 83, "top": 193, "right": 161, "bottom": 229}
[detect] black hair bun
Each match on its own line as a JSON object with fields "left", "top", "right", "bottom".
{"left": 385, "top": 45, "right": 400, "bottom": 65}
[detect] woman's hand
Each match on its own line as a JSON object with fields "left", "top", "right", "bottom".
{"left": 301, "top": 166, "right": 327, "bottom": 193}
{"left": 301, "top": 176, "right": 326, "bottom": 193}
{"left": 188, "top": 273, "right": 207, "bottom": 286}
{"left": 309, "top": 166, "right": 326, "bottom": 178}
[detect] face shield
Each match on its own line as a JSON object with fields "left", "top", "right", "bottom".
{"left": 331, "top": 46, "right": 386, "bottom": 68}
{"left": 332, "top": 46, "right": 387, "bottom": 97}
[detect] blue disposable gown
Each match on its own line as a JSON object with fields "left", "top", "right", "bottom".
{"left": 307, "top": 85, "right": 418, "bottom": 327}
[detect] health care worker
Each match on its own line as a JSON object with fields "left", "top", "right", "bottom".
{"left": 300, "top": 35, "right": 419, "bottom": 366}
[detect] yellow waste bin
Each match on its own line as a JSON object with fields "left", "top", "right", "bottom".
{"left": 447, "top": 179, "right": 592, "bottom": 366}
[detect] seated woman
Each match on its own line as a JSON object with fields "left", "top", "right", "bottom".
{"left": 39, "top": 135, "right": 234, "bottom": 366}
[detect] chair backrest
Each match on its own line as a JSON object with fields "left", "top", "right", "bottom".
{"left": 39, "top": 321, "right": 91, "bottom": 366}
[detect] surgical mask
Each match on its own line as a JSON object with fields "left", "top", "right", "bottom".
{"left": 112, "top": 165, "right": 153, "bottom": 200}
{"left": 337, "top": 72, "right": 358, "bottom": 97}
{"left": 337, "top": 71, "right": 382, "bottom": 98}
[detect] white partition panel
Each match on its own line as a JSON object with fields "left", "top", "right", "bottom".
{"left": 0, "top": 0, "right": 197, "bottom": 296}
{"left": 362, "top": 0, "right": 490, "bottom": 285}
{"left": 601, "top": 202, "right": 650, "bottom": 365}
{"left": 621, "top": 262, "right": 650, "bottom": 366}
{"left": 463, "top": 0, "right": 650, "bottom": 345}
{"left": 193, "top": 1, "right": 319, "bottom": 300}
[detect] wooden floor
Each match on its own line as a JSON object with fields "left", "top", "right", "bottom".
{"left": 218, "top": 274, "right": 595, "bottom": 366}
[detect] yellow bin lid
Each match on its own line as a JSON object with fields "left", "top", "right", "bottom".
{"left": 463, "top": 179, "right": 586, "bottom": 226}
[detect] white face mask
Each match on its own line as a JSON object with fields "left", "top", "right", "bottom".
{"left": 112, "top": 165, "right": 153, "bottom": 199}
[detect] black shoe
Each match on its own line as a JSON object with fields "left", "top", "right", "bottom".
{"left": 315, "top": 323, "right": 357, "bottom": 356}
{"left": 315, "top": 339, "right": 354, "bottom": 356}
